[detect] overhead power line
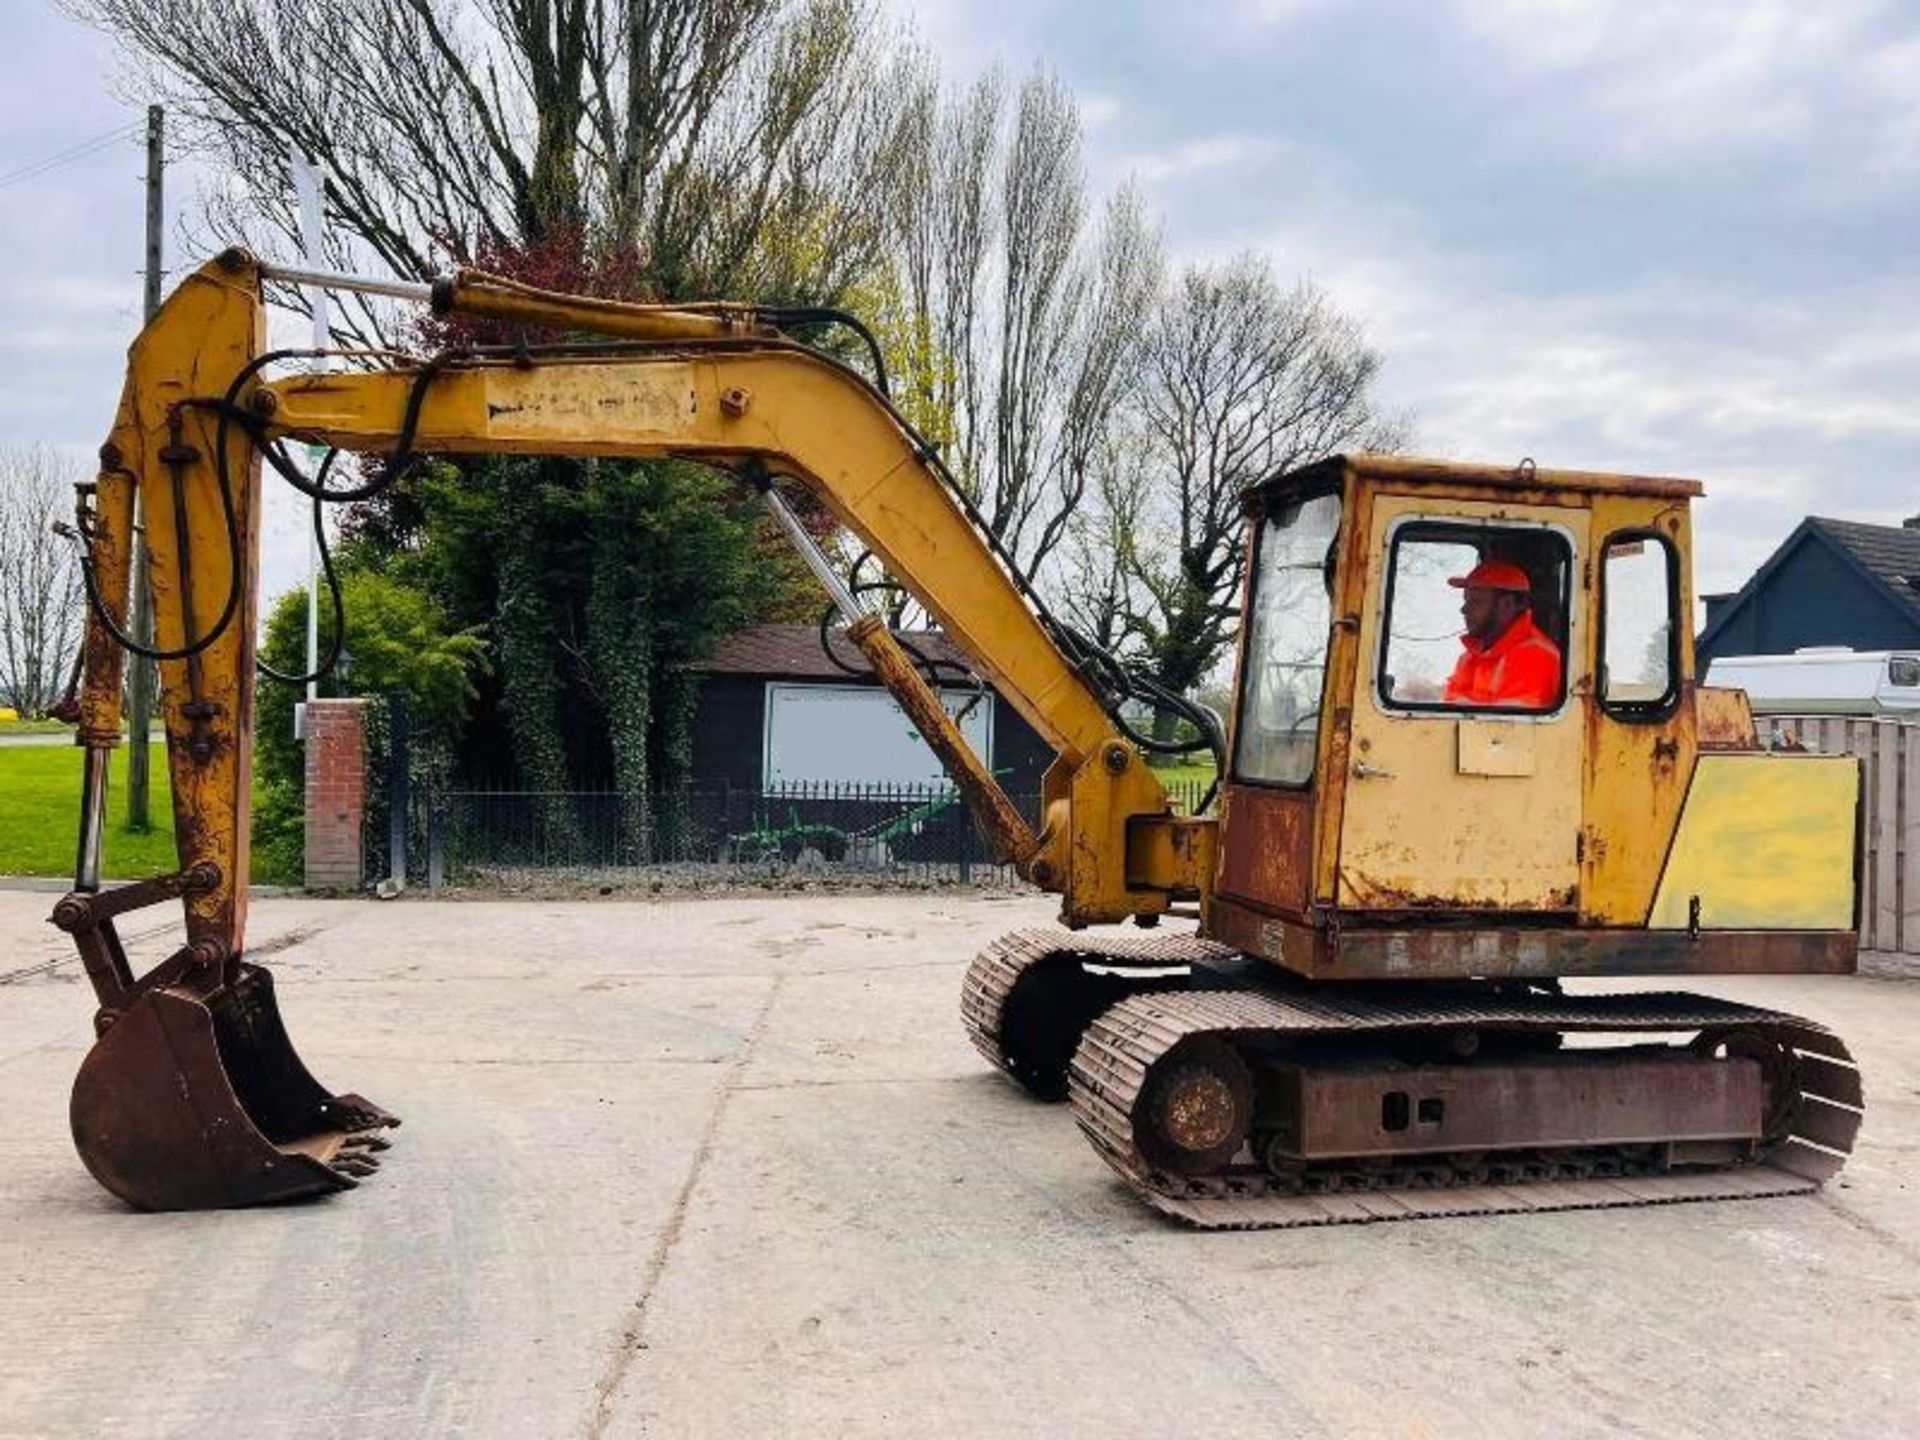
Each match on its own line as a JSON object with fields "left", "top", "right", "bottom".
{"left": 0, "top": 121, "right": 141, "bottom": 191}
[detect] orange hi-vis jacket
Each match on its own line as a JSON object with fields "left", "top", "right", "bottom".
{"left": 1443, "top": 612, "right": 1563, "bottom": 709}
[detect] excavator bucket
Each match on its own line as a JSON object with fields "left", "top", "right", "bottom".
{"left": 70, "top": 962, "right": 397, "bottom": 1211}
{"left": 54, "top": 879, "right": 397, "bottom": 1211}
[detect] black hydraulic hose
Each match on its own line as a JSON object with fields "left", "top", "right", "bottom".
{"left": 74, "top": 451, "right": 244, "bottom": 664}
{"left": 212, "top": 348, "right": 454, "bottom": 688}
{"left": 815, "top": 583, "right": 982, "bottom": 693}
{"left": 760, "top": 306, "right": 890, "bottom": 397}
{"left": 72, "top": 348, "right": 343, "bottom": 664}
{"left": 1113, "top": 672, "right": 1224, "bottom": 757}
{"left": 100, "top": 326, "right": 1221, "bottom": 774}
{"left": 751, "top": 339, "right": 1229, "bottom": 774}
{"left": 74, "top": 345, "right": 454, "bottom": 682}
{"left": 237, "top": 348, "right": 458, "bottom": 503}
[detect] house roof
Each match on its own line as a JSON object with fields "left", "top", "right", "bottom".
{"left": 1807, "top": 517, "right": 1920, "bottom": 624}
{"left": 1697, "top": 514, "right": 1920, "bottom": 652}
{"left": 692, "top": 623, "right": 974, "bottom": 679}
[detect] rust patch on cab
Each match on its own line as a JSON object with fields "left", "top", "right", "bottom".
{"left": 1216, "top": 784, "right": 1313, "bottom": 916}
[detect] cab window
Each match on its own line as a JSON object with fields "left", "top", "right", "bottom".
{"left": 1599, "top": 534, "right": 1678, "bottom": 715}
{"left": 1235, "top": 492, "right": 1341, "bottom": 785}
{"left": 1378, "top": 522, "right": 1572, "bottom": 714}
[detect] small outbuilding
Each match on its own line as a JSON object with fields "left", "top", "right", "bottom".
{"left": 686, "top": 624, "right": 1053, "bottom": 800}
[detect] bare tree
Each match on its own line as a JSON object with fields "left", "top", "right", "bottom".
{"left": 878, "top": 68, "right": 1161, "bottom": 573}
{"left": 987, "top": 72, "right": 1083, "bottom": 556}
{"left": 67, "top": 0, "right": 909, "bottom": 336}
{"left": 0, "top": 446, "right": 85, "bottom": 718}
{"left": 67, "top": 0, "right": 931, "bottom": 813}
{"left": 1119, "top": 255, "right": 1407, "bottom": 730}
{"left": 1056, "top": 427, "right": 1149, "bottom": 652}
{"left": 1033, "top": 185, "right": 1160, "bottom": 570}
{"left": 880, "top": 62, "right": 997, "bottom": 481}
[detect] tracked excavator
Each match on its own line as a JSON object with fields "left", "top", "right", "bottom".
{"left": 52, "top": 250, "right": 1864, "bottom": 1224}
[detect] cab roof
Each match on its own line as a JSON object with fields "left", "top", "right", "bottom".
{"left": 1262, "top": 453, "right": 1705, "bottom": 502}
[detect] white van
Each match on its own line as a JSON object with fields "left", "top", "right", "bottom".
{"left": 1705, "top": 648, "right": 1920, "bottom": 715}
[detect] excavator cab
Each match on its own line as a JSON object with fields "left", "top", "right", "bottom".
{"left": 1204, "top": 454, "right": 1862, "bottom": 980}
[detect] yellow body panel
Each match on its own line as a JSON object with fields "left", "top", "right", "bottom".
{"left": 1457, "top": 718, "right": 1537, "bottom": 776}
{"left": 1308, "top": 472, "right": 1375, "bottom": 906}
{"left": 1337, "top": 493, "right": 1588, "bottom": 910}
{"left": 1650, "top": 754, "right": 1860, "bottom": 930}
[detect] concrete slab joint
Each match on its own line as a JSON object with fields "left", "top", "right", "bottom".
{"left": 303, "top": 698, "right": 369, "bottom": 891}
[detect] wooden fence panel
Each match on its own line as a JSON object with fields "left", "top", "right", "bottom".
{"left": 1766, "top": 715, "right": 1916, "bottom": 954}
{"left": 1905, "top": 730, "right": 1920, "bottom": 954}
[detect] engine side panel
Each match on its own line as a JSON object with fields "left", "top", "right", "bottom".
{"left": 1650, "top": 753, "right": 1861, "bottom": 931}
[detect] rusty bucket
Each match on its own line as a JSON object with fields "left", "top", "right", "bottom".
{"left": 69, "top": 961, "right": 398, "bottom": 1211}
{"left": 54, "top": 879, "right": 397, "bottom": 1211}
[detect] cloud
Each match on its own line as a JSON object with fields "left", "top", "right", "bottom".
{"left": 1117, "top": 133, "right": 1281, "bottom": 186}
{"left": 13, "top": 0, "right": 1919, "bottom": 615}
{"left": 1861, "top": 34, "right": 1920, "bottom": 173}
{"left": 1078, "top": 92, "right": 1123, "bottom": 134}
{"left": 1224, "top": 0, "right": 1342, "bottom": 30}
{"left": 1187, "top": 143, "right": 1920, "bottom": 592}
{"left": 1450, "top": 0, "right": 1915, "bottom": 171}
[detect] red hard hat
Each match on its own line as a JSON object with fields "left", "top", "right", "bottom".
{"left": 1448, "top": 560, "right": 1533, "bottom": 593}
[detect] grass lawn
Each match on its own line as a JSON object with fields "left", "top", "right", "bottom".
{"left": 1145, "top": 755, "right": 1220, "bottom": 813}
{"left": 1145, "top": 757, "right": 1219, "bottom": 788}
{"left": 0, "top": 717, "right": 83, "bottom": 736}
{"left": 0, "top": 743, "right": 178, "bottom": 879}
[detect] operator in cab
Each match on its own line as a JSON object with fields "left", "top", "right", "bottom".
{"left": 1443, "top": 559, "right": 1562, "bottom": 709}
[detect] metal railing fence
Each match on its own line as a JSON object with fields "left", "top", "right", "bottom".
{"left": 419, "top": 775, "right": 1216, "bottom": 887}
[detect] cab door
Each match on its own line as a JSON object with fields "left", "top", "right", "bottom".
{"left": 1336, "top": 495, "right": 1588, "bottom": 913}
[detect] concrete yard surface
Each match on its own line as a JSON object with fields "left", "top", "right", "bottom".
{"left": 1, "top": 890, "right": 1915, "bottom": 1439}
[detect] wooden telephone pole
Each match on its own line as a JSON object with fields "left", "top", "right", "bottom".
{"left": 125, "top": 105, "right": 161, "bottom": 829}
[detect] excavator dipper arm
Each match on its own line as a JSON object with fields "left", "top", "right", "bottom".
{"left": 54, "top": 251, "right": 1213, "bottom": 1210}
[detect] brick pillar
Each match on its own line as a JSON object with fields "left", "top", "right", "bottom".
{"left": 304, "top": 698, "right": 368, "bottom": 891}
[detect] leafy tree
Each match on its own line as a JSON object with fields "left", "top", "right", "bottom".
{"left": 254, "top": 569, "right": 487, "bottom": 880}
{"left": 342, "top": 444, "right": 809, "bottom": 841}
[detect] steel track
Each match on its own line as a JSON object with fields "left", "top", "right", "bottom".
{"left": 962, "top": 928, "right": 1863, "bottom": 1230}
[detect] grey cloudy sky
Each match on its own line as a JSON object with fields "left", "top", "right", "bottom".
{"left": 2, "top": 0, "right": 1915, "bottom": 609}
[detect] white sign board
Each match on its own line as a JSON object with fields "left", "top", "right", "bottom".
{"left": 765, "top": 683, "right": 994, "bottom": 788}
